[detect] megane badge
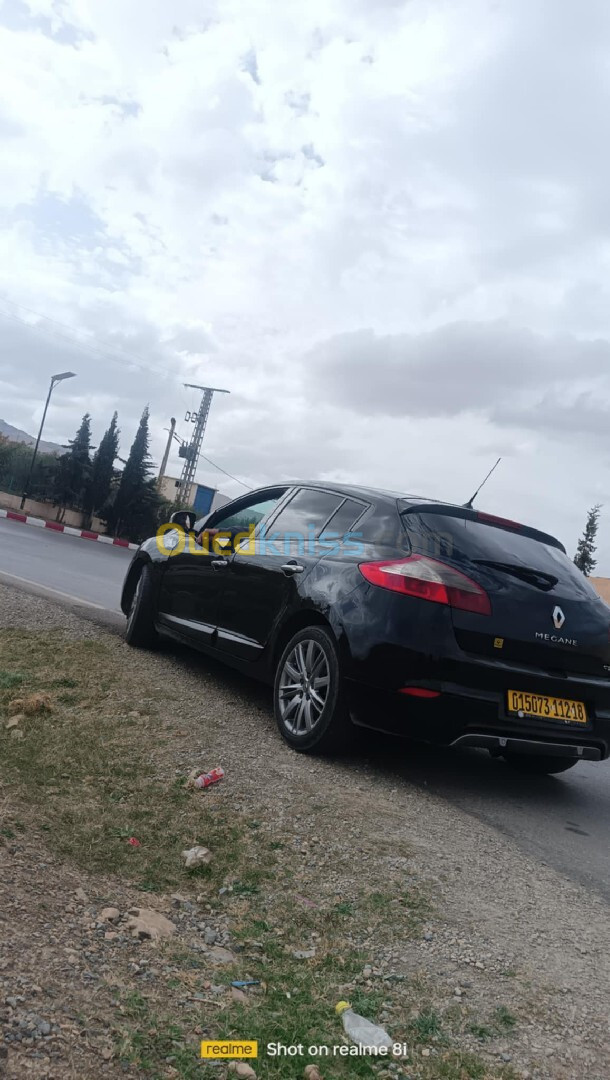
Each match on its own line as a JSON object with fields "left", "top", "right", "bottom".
{"left": 553, "top": 606, "right": 565, "bottom": 630}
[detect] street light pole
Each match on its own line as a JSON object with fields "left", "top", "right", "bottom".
{"left": 20, "top": 371, "right": 76, "bottom": 510}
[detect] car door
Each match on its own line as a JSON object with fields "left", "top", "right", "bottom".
{"left": 157, "top": 488, "right": 288, "bottom": 647}
{"left": 215, "top": 488, "right": 350, "bottom": 662}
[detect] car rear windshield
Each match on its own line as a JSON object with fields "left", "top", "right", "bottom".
{"left": 401, "top": 508, "right": 599, "bottom": 596}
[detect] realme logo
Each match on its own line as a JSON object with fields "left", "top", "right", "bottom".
{"left": 201, "top": 1041, "right": 258, "bottom": 1060}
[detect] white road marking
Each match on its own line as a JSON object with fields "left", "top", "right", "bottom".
{"left": 0, "top": 570, "right": 113, "bottom": 612}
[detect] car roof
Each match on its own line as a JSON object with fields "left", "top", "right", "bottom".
{"left": 278, "top": 480, "right": 454, "bottom": 507}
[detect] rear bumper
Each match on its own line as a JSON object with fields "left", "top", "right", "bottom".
{"left": 451, "top": 733, "right": 602, "bottom": 761}
{"left": 346, "top": 675, "right": 610, "bottom": 761}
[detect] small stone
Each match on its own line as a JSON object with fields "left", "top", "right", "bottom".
{"left": 292, "top": 948, "right": 316, "bottom": 960}
{"left": 423, "top": 932, "right": 433, "bottom": 941}
{"left": 126, "top": 909, "right": 177, "bottom": 941}
{"left": 101, "top": 1047, "right": 113, "bottom": 1060}
{"left": 362, "top": 965, "right": 373, "bottom": 978}
{"left": 100, "top": 907, "right": 120, "bottom": 923}
{"left": 501, "top": 1053, "right": 512, "bottom": 1062}
{"left": 5, "top": 715, "right": 24, "bottom": 730}
{"left": 104, "top": 931, "right": 119, "bottom": 941}
{"left": 204, "top": 928, "right": 217, "bottom": 945}
{"left": 37, "top": 1021, "right": 51, "bottom": 1037}
{"left": 231, "top": 987, "right": 248, "bottom": 1003}
{"left": 208, "top": 946, "right": 236, "bottom": 964}
{"left": 75, "top": 888, "right": 88, "bottom": 904}
{"left": 304, "top": 1067, "right": 324, "bottom": 1080}
{"left": 228, "top": 1063, "right": 257, "bottom": 1078}
{"left": 421, "top": 1048, "right": 431, "bottom": 1057}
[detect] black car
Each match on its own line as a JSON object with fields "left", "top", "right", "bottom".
{"left": 120, "top": 482, "right": 610, "bottom": 773}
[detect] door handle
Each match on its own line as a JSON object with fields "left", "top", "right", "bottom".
{"left": 281, "top": 561, "right": 305, "bottom": 576}
{"left": 211, "top": 558, "right": 229, "bottom": 571}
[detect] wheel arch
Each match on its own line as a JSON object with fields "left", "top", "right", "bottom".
{"left": 271, "top": 607, "right": 352, "bottom": 675}
{"left": 120, "top": 555, "right": 153, "bottom": 615}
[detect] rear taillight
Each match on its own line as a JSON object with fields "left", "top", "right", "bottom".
{"left": 359, "top": 555, "right": 491, "bottom": 615}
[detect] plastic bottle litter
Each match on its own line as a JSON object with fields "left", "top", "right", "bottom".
{"left": 193, "top": 766, "right": 225, "bottom": 789}
{"left": 336, "top": 1001, "right": 394, "bottom": 1053}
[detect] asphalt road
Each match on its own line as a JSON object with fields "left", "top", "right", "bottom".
{"left": 1, "top": 517, "right": 608, "bottom": 902}
{"left": 0, "top": 516, "right": 131, "bottom": 615}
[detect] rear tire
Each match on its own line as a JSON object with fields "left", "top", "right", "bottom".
{"left": 503, "top": 753, "right": 578, "bottom": 775}
{"left": 273, "top": 626, "right": 352, "bottom": 754}
{"left": 125, "top": 565, "right": 158, "bottom": 649}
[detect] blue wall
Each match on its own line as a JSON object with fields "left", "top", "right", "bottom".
{"left": 193, "top": 484, "right": 215, "bottom": 516}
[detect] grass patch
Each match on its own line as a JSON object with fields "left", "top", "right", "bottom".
{"left": 0, "top": 627, "right": 516, "bottom": 1080}
{"left": 0, "top": 670, "right": 24, "bottom": 690}
{"left": 494, "top": 1006, "right": 517, "bottom": 1030}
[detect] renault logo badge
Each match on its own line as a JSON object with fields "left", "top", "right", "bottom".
{"left": 553, "top": 606, "right": 565, "bottom": 630}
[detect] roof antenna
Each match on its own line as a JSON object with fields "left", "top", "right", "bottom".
{"left": 464, "top": 457, "right": 502, "bottom": 509}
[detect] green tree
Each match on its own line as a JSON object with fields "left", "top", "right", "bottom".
{"left": 53, "top": 413, "right": 92, "bottom": 520}
{"left": 104, "top": 407, "right": 165, "bottom": 540}
{"left": 0, "top": 440, "right": 60, "bottom": 500}
{"left": 84, "top": 412, "right": 120, "bottom": 526}
{"left": 574, "top": 504, "right": 601, "bottom": 576}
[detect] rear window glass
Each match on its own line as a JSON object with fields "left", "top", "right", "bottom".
{"left": 403, "top": 511, "right": 598, "bottom": 595}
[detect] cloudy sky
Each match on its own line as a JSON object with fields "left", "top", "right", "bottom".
{"left": 1, "top": 0, "right": 610, "bottom": 566}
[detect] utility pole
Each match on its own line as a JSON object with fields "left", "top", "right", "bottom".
{"left": 176, "top": 385, "right": 229, "bottom": 506}
{"left": 157, "top": 417, "right": 176, "bottom": 491}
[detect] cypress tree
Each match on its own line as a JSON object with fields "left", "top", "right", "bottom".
{"left": 574, "top": 505, "right": 601, "bottom": 576}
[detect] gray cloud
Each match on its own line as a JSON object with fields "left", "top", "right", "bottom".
{"left": 306, "top": 322, "right": 610, "bottom": 422}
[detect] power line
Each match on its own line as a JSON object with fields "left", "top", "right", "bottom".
{"left": 198, "top": 451, "right": 253, "bottom": 491}
{"left": 0, "top": 296, "right": 172, "bottom": 381}
{"left": 0, "top": 295, "right": 255, "bottom": 492}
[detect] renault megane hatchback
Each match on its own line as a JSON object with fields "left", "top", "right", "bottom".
{"left": 121, "top": 482, "right": 610, "bottom": 774}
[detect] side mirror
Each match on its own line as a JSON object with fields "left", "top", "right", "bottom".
{"left": 170, "top": 510, "right": 196, "bottom": 532}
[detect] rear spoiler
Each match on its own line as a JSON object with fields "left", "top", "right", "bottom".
{"left": 399, "top": 502, "right": 566, "bottom": 554}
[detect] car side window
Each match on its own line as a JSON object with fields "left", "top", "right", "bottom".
{"left": 269, "top": 489, "right": 344, "bottom": 548}
{"left": 212, "top": 495, "right": 284, "bottom": 534}
{"left": 320, "top": 497, "right": 367, "bottom": 539}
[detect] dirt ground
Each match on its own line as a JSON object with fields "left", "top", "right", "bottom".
{"left": 0, "top": 584, "right": 608, "bottom": 1080}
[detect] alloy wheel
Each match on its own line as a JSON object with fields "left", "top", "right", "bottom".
{"left": 278, "top": 638, "right": 330, "bottom": 736}
{"left": 127, "top": 574, "right": 143, "bottom": 629}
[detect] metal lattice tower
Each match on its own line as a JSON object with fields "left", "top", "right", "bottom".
{"left": 176, "top": 384, "right": 230, "bottom": 506}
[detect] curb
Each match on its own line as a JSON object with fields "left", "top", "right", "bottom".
{"left": 0, "top": 508, "right": 139, "bottom": 550}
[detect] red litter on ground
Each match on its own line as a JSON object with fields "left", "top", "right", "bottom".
{"left": 127, "top": 837, "right": 141, "bottom": 847}
{"left": 193, "top": 767, "right": 225, "bottom": 790}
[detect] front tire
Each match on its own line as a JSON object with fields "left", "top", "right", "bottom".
{"left": 125, "top": 565, "right": 158, "bottom": 649}
{"left": 273, "top": 626, "right": 351, "bottom": 754}
{"left": 503, "top": 753, "right": 578, "bottom": 775}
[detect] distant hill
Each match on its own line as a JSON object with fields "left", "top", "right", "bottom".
{"left": 0, "top": 419, "right": 65, "bottom": 456}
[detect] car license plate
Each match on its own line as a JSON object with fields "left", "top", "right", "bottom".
{"left": 507, "top": 690, "right": 587, "bottom": 724}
